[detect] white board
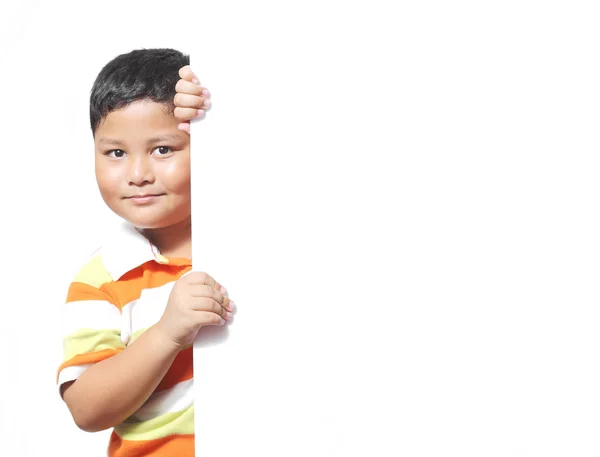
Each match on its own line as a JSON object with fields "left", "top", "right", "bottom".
{"left": 188, "top": 1, "right": 600, "bottom": 456}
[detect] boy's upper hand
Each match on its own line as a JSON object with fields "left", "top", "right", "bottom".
{"left": 156, "top": 271, "right": 235, "bottom": 349}
{"left": 174, "top": 66, "right": 212, "bottom": 135}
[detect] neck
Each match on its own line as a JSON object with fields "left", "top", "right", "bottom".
{"left": 141, "top": 216, "right": 192, "bottom": 260}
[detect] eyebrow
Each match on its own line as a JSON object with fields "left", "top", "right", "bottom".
{"left": 97, "top": 134, "right": 184, "bottom": 146}
{"left": 97, "top": 138, "right": 124, "bottom": 146}
{"left": 148, "top": 134, "right": 185, "bottom": 143}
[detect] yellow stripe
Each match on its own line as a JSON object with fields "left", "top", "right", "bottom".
{"left": 115, "top": 405, "right": 194, "bottom": 440}
{"left": 64, "top": 328, "right": 123, "bottom": 361}
{"left": 73, "top": 254, "right": 113, "bottom": 288}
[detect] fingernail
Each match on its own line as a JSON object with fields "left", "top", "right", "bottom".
{"left": 229, "top": 300, "right": 235, "bottom": 310}
{"left": 202, "top": 89, "right": 210, "bottom": 97}
{"left": 196, "top": 109, "right": 205, "bottom": 118}
{"left": 192, "top": 77, "right": 199, "bottom": 84}
{"left": 226, "top": 312, "right": 233, "bottom": 319}
{"left": 203, "top": 99, "right": 211, "bottom": 109}
{"left": 220, "top": 286, "right": 228, "bottom": 296}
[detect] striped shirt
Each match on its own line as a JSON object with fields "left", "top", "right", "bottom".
{"left": 57, "top": 222, "right": 194, "bottom": 456}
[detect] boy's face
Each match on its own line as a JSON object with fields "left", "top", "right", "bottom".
{"left": 94, "top": 100, "right": 190, "bottom": 230}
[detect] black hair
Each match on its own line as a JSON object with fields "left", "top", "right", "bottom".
{"left": 89, "top": 48, "right": 189, "bottom": 135}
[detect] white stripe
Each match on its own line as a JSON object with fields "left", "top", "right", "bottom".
{"left": 62, "top": 300, "right": 121, "bottom": 336}
{"left": 121, "top": 281, "right": 175, "bottom": 336}
{"left": 132, "top": 378, "right": 194, "bottom": 421}
{"left": 57, "top": 364, "right": 93, "bottom": 393}
{"left": 101, "top": 222, "right": 156, "bottom": 281}
{"left": 121, "top": 301, "right": 132, "bottom": 346}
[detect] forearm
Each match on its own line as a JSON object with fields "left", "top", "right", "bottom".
{"left": 63, "top": 324, "right": 180, "bottom": 432}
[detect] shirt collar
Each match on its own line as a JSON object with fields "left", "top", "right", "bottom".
{"left": 101, "top": 222, "right": 172, "bottom": 281}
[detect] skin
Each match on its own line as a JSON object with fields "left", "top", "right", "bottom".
{"left": 94, "top": 100, "right": 193, "bottom": 258}
{"left": 93, "top": 64, "right": 214, "bottom": 256}
{"left": 175, "top": 65, "right": 212, "bottom": 134}
{"left": 63, "top": 103, "right": 234, "bottom": 431}
{"left": 61, "top": 69, "right": 235, "bottom": 432}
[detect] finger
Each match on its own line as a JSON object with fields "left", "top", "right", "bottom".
{"left": 178, "top": 122, "right": 191, "bottom": 134}
{"left": 189, "top": 284, "right": 223, "bottom": 303}
{"left": 189, "top": 285, "right": 234, "bottom": 312}
{"left": 174, "top": 93, "right": 210, "bottom": 110}
{"left": 226, "top": 297, "right": 235, "bottom": 312}
{"left": 174, "top": 106, "right": 204, "bottom": 122}
{"left": 215, "top": 282, "right": 228, "bottom": 297}
{"left": 216, "top": 286, "right": 234, "bottom": 312}
{"left": 183, "top": 272, "right": 232, "bottom": 310}
{"left": 194, "top": 311, "right": 226, "bottom": 327}
{"left": 175, "top": 79, "right": 210, "bottom": 99}
{"left": 178, "top": 65, "right": 199, "bottom": 84}
{"left": 191, "top": 297, "right": 232, "bottom": 321}
{"left": 175, "top": 79, "right": 205, "bottom": 96}
{"left": 224, "top": 296, "right": 235, "bottom": 313}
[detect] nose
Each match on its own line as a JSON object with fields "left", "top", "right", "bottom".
{"left": 128, "top": 154, "right": 155, "bottom": 185}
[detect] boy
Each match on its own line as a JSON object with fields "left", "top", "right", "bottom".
{"left": 57, "top": 48, "right": 235, "bottom": 457}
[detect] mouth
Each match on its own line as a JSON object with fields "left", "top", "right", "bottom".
{"left": 126, "top": 194, "right": 165, "bottom": 204}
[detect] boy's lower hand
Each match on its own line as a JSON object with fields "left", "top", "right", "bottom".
{"left": 156, "top": 272, "right": 234, "bottom": 349}
{"left": 174, "top": 65, "right": 212, "bottom": 134}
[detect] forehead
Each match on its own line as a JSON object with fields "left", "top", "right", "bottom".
{"left": 95, "top": 100, "right": 182, "bottom": 143}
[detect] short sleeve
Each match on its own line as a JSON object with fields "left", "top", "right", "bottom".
{"left": 57, "top": 252, "right": 125, "bottom": 394}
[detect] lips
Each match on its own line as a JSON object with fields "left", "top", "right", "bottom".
{"left": 126, "top": 193, "right": 165, "bottom": 204}
{"left": 127, "top": 194, "right": 163, "bottom": 198}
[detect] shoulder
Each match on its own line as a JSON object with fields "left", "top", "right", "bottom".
{"left": 69, "top": 221, "right": 157, "bottom": 287}
{"left": 67, "top": 223, "right": 126, "bottom": 287}
{"left": 63, "top": 245, "right": 119, "bottom": 305}
{"left": 71, "top": 247, "right": 114, "bottom": 289}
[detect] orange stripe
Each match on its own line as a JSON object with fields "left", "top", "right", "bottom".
{"left": 164, "top": 257, "right": 192, "bottom": 267}
{"left": 60, "top": 261, "right": 193, "bottom": 391}
{"left": 111, "top": 262, "right": 191, "bottom": 306}
{"left": 56, "top": 348, "right": 122, "bottom": 381}
{"left": 66, "top": 263, "right": 191, "bottom": 308}
{"left": 156, "top": 346, "right": 193, "bottom": 392}
{"left": 109, "top": 431, "right": 193, "bottom": 457}
{"left": 66, "top": 282, "right": 114, "bottom": 303}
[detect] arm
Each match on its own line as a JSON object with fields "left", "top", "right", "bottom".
{"left": 61, "top": 271, "right": 233, "bottom": 433}
{"left": 62, "top": 325, "right": 180, "bottom": 433}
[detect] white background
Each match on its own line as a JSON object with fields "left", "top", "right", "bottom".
{"left": 1, "top": 1, "right": 599, "bottom": 456}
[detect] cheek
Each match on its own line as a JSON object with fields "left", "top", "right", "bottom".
{"left": 95, "top": 164, "right": 122, "bottom": 196}
{"left": 160, "top": 158, "right": 191, "bottom": 193}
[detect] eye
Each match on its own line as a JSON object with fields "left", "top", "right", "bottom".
{"left": 107, "top": 149, "right": 126, "bottom": 158}
{"left": 153, "top": 146, "right": 172, "bottom": 156}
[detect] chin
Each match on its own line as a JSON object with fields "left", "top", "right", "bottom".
{"left": 124, "top": 217, "right": 174, "bottom": 230}
{"left": 129, "top": 221, "right": 168, "bottom": 230}
{"left": 123, "top": 213, "right": 191, "bottom": 231}
{"left": 108, "top": 203, "right": 191, "bottom": 230}
{"left": 108, "top": 210, "right": 167, "bottom": 230}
